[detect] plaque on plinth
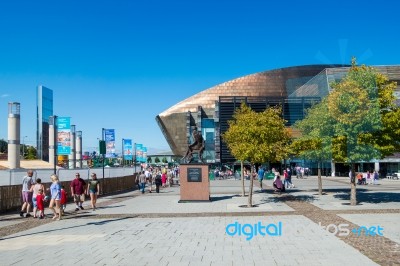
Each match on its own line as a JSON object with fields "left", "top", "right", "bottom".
{"left": 179, "top": 163, "right": 210, "bottom": 202}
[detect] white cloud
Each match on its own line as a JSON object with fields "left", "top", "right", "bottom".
{"left": 1, "top": 94, "right": 10, "bottom": 98}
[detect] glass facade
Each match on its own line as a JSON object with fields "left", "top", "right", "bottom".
{"left": 37, "top": 85, "right": 53, "bottom": 161}
{"left": 201, "top": 118, "right": 215, "bottom": 163}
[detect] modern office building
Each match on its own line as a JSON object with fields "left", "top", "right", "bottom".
{"left": 37, "top": 85, "right": 53, "bottom": 162}
{"left": 156, "top": 64, "right": 400, "bottom": 174}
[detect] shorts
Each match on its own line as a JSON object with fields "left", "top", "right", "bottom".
{"left": 51, "top": 194, "right": 61, "bottom": 200}
{"left": 73, "top": 194, "right": 85, "bottom": 202}
{"left": 89, "top": 189, "right": 97, "bottom": 194}
{"left": 22, "top": 191, "right": 32, "bottom": 203}
{"left": 32, "top": 196, "right": 38, "bottom": 208}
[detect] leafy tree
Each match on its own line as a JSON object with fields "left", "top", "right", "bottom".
{"left": 162, "top": 157, "right": 168, "bottom": 163}
{"left": 223, "top": 103, "right": 290, "bottom": 207}
{"left": 155, "top": 157, "right": 160, "bottom": 163}
{"left": 147, "top": 157, "right": 152, "bottom": 164}
{"left": 26, "top": 146, "right": 37, "bottom": 160}
{"left": 294, "top": 58, "right": 399, "bottom": 205}
{"left": 0, "top": 139, "right": 7, "bottom": 153}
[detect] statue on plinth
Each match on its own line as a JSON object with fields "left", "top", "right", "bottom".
{"left": 182, "top": 127, "right": 205, "bottom": 164}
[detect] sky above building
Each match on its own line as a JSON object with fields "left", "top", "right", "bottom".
{"left": 0, "top": 0, "right": 399, "bottom": 154}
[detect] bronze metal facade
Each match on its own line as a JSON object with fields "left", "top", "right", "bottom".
{"left": 156, "top": 64, "right": 400, "bottom": 161}
{"left": 156, "top": 65, "right": 344, "bottom": 157}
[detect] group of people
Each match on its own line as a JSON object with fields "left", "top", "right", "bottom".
{"left": 256, "top": 167, "right": 296, "bottom": 193}
{"left": 19, "top": 170, "right": 101, "bottom": 220}
{"left": 136, "top": 166, "right": 178, "bottom": 194}
{"left": 353, "top": 170, "right": 379, "bottom": 185}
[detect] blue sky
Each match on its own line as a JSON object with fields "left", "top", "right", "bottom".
{"left": 0, "top": 0, "right": 399, "bottom": 154}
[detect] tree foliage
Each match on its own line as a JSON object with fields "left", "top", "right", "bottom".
{"left": 223, "top": 103, "right": 290, "bottom": 164}
{"left": 292, "top": 58, "right": 400, "bottom": 204}
{"left": 294, "top": 60, "right": 399, "bottom": 163}
{"left": 222, "top": 103, "right": 290, "bottom": 207}
{"left": 0, "top": 139, "right": 7, "bottom": 153}
{"left": 291, "top": 99, "right": 334, "bottom": 162}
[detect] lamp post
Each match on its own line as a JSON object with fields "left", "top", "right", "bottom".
{"left": 134, "top": 142, "right": 136, "bottom": 172}
{"left": 22, "top": 136, "right": 27, "bottom": 159}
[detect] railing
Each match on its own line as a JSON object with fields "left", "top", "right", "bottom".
{"left": 0, "top": 173, "right": 139, "bottom": 213}
{"left": 0, "top": 166, "right": 142, "bottom": 186}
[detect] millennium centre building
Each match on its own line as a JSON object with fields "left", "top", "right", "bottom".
{"left": 156, "top": 65, "right": 400, "bottom": 175}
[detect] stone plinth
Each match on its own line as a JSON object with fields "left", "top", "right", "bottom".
{"left": 179, "top": 164, "right": 210, "bottom": 202}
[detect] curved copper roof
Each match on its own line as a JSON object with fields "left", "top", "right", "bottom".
{"left": 157, "top": 64, "right": 347, "bottom": 155}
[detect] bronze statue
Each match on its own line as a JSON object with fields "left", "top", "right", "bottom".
{"left": 182, "top": 127, "right": 205, "bottom": 163}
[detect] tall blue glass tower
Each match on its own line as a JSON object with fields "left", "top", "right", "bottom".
{"left": 37, "top": 85, "right": 53, "bottom": 161}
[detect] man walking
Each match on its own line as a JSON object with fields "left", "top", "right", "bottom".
{"left": 70, "top": 173, "right": 86, "bottom": 211}
{"left": 257, "top": 167, "right": 265, "bottom": 190}
{"left": 136, "top": 171, "right": 146, "bottom": 194}
{"left": 20, "top": 170, "right": 34, "bottom": 217}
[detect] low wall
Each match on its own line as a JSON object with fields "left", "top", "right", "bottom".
{"left": 0, "top": 174, "right": 137, "bottom": 213}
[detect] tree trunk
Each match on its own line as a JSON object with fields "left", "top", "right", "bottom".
{"left": 350, "top": 163, "right": 357, "bottom": 206}
{"left": 241, "top": 161, "right": 245, "bottom": 197}
{"left": 248, "top": 164, "right": 254, "bottom": 207}
{"left": 318, "top": 161, "right": 323, "bottom": 195}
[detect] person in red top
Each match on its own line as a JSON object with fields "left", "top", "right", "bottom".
{"left": 161, "top": 172, "right": 167, "bottom": 188}
{"left": 60, "top": 185, "right": 67, "bottom": 214}
{"left": 36, "top": 189, "right": 45, "bottom": 219}
{"left": 70, "top": 173, "right": 87, "bottom": 211}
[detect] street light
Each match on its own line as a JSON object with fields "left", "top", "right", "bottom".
{"left": 22, "top": 136, "right": 27, "bottom": 159}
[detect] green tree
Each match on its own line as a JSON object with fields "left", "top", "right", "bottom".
{"left": 223, "top": 103, "right": 290, "bottom": 207}
{"left": 0, "top": 139, "right": 7, "bottom": 153}
{"left": 328, "top": 61, "right": 399, "bottom": 205}
{"left": 162, "top": 157, "right": 168, "bottom": 163}
{"left": 147, "top": 157, "right": 152, "bottom": 164}
{"left": 26, "top": 146, "right": 37, "bottom": 160}
{"left": 155, "top": 157, "right": 160, "bottom": 163}
{"left": 291, "top": 98, "right": 335, "bottom": 195}
{"left": 294, "top": 59, "right": 400, "bottom": 205}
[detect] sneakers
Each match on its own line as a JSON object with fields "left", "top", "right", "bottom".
{"left": 79, "top": 206, "right": 84, "bottom": 210}
{"left": 75, "top": 208, "right": 79, "bottom": 211}
{"left": 25, "top": 213, "right": 31, "bottom": 218}
{"left": 20, "top": 212, "right": 24, "bottom": 217}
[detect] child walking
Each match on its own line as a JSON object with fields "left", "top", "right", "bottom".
{"left": 60, "top": 186, "right": 67, "bottom": 214}
{"left": 36, "top": 189, "right": 45, "bottom": 219}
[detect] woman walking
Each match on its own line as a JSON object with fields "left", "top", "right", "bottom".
{"left": 87, "top": 173, "right": 100, "bottom": 210}
{"left": 49, "top": 174, "right": 62, "bottom": 220}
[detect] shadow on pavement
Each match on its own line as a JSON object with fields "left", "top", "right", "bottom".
{"left": 333, "top": 191, "right": 400, "bottom": 204}
{"left": 0, "top": 217, "right": 132, "bottom": 241}
{"left": 211, "top": 195, "right": 240, "bottom": 202}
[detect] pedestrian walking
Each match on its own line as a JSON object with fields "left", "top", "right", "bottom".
{"left": 373, "top": 170, "right": 379, "bottom": 185}
{"left": 87, "top": 173, "right": 100, "bottom": 210}
{"left": 36, "top": 188, "right": 45, "bottom": 219}
{"left": 20, "top": 170, "right": 35, "bottom": 218}
{"left": 32, "top": 178, "right": 45, "bottom": 218}
{"left": 49, "top": 174, "right": 62, "bottom": 220}
{"left": 155, "top": 172, "right": 162, "bottom": 193}
{"left": 161, "top": 172, "right": 167, "bottom": 188}
{"left": 284, "top": 169, "right": 295, "bottom": 188}
{"left": 136, "top": 171, "right": 146, "bottom": 193}
{"left": 258, "top": 167, "right": 265, "bottom": 190}
{"left": 70, "top": 173, "right": 86, "bottom": 211}
{"left": 145, "top": 169, "right": 152, "bottom": 193}
{"left": 60, "top": 186, "right": 67, "bottom": 214}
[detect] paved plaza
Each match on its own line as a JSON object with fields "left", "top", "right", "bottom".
{"left": 0, "top": 177, "right": 399, "bottom": 265}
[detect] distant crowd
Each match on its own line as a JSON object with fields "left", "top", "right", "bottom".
{"left": 135, "top": 166, "right": 180, "bottom": 194}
